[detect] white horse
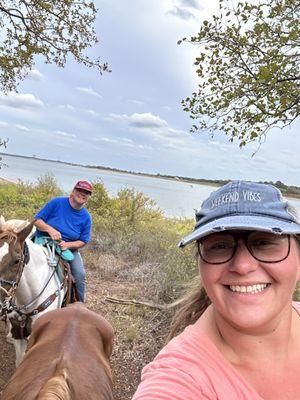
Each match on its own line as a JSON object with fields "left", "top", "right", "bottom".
{"left": 0, "top": 216, "right": 68, "bottom": 366}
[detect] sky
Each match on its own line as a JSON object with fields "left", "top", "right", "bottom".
{"left": 0, "top": 0, "right": 299, "bottom": 186}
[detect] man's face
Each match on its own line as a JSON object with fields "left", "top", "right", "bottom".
{"left": 71, "top": 188, "right": 91, "bottom": 207}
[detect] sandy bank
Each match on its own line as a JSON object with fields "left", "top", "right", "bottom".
{"left": 0, "top": 177, "right": 17, "bottom": 184}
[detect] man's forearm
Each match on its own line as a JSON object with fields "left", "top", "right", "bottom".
{"left": 34, "top": 219, "right": 86, "bottom": 249}
{"left": 60, "top": 240, "right": 86, "bottom": 250}
{"left": 34, "top": 219, "right": 62, "bottom": 241}
{"left": 34, "top": 219, "right": 54, "bottom": 234}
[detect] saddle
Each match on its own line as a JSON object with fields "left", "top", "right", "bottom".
{"left": 34, "top": 236, "right": 79, "bottom": 304}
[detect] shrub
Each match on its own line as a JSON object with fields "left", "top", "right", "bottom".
{"left": 0, "top": 174, "right": 62, "bottom": 220}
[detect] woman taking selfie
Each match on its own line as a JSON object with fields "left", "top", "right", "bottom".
{"left": 133, "top": 180, "right": 300, "bottom": 400}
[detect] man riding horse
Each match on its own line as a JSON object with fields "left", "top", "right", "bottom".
{"left": 34, "top": 180, "right": 93, "bottom": 302}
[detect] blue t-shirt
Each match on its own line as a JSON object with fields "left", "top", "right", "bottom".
{"left": 34, "top": 197, "right": 92, "bottom": 243}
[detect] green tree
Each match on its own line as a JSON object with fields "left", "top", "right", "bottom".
{"left": 180, "top": 0, "right": 300, "bottom": 147}
{"left": 0, "top": 138, "right": 7, "bottom": 167}
{"left": 0, "top": 0, "right": 110, "bottom": 93}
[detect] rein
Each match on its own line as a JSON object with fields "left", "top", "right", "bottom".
{"left": 17, "top": 258, "right": 64, "bottom": 315}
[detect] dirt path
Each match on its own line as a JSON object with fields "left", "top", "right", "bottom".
{"left": 0, "top": 323, "right": 14, "bottom": 388}
{"left": 0, "top": 258, "right": 171, "bottom": 399}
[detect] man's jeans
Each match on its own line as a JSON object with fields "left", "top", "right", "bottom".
{"left": 69, "top": 251, "right": 86, "bottom": 302}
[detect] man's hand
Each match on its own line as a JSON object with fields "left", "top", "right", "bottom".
{"left": 48, "top": 227, "right": 62, "bottom": 241}
{"left": 58, "top": 240, "right": 69, "bottom": 251}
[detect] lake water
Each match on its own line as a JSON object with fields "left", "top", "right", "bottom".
{"left": 1, "top": 154, "right": 300, "bottom": 219}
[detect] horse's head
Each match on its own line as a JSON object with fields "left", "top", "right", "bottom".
{"left": 0, "top": 220, "right": 35, "bottom": 300}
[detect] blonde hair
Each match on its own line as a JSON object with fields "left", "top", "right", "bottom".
{"left": 167, "top": 275, "right": 211, "bottom": 342}
{"left": 37, "top": 368, "right": 71, "bottom": 400}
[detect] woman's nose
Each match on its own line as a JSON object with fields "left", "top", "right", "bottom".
{"left": 228, "top": 240, "right": 259, "bottom": 275}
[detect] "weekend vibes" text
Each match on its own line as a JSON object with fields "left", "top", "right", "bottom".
{"left": 210, "top": 191, "right": 262, "bottom": 209}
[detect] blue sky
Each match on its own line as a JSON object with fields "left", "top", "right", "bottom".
{"left": 0, "top": 0, "right": 299, "bottom": 186}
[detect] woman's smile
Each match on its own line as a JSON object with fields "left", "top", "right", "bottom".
{"left": 225, "top": 283, "right": 271, "bottom": 294}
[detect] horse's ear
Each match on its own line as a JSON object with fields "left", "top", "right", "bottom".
{"left": 0, "top": 215, "right": 5, "bottom": 230}
{"left": 17, "top": 220, "right": 35, "bottom": 243}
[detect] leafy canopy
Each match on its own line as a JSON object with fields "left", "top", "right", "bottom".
{"left": 180, "top": 0, "right": 300, "bottom": 147}
{"left": 0, "top": 0, "right": 109, "bottom": 92}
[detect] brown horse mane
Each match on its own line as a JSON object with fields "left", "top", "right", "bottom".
{"left": 0, "top": 230, "right": 17, "bottom": 244}
{"left": 37, "top": 367, "right": 71, "bottom": 400}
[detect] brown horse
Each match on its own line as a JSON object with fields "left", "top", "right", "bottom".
{"left": 1, "top": 302, "right": 114, "bottom": 400}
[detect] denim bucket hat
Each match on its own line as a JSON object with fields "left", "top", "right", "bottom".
{"left": 178, "top": 181, "right": 300, "bottom": 247}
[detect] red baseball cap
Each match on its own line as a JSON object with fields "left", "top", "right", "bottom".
{"left": 74, "top": 180, "right": 93, "bottom": 193}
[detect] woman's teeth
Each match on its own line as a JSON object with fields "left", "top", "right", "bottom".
{"left": 229, "top": 284, "right": 268, "bottom": 294}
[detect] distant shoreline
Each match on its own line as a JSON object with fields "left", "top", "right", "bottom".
{"left": 1, "top": 152, "right": 300, "bottom": 199}
{"left": 0, "top": 152, "right": 222, "bottom": 188}
{"left": 0, "top": 176, "right": 17, "bottom": 185}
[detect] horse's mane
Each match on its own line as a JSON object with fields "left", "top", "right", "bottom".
{"left": 37, "top": 368, "right": 71, "bottom": 400}
{"left": 0, "top": 215, "right": 35, "bottom": 236}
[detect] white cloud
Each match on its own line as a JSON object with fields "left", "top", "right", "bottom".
{"left": 15, "top": 124, "right": 30, "bottom": 132}
{"left": 167, "top": 127, "right": 188, "bottom": 137}
{"left": 108, "top": 112, "right": 168, "bottom": 129}
{"left": 85, "top": 109, "right": 100, "bottom": 117}
{"left": 76, "top": 87, "right": 102, "bottom": 99}
{"left": 97, "top": 137, "right": 115, "bottom": 144}
{"left": 167, "top": 6, "right": 196, "bottom": 20}
{"left": 95, "top": 136, "right": 152, "bottom": 150}
{"left": 58, "top": 104, "right": 75, "bottom": 112}
{"left": 280, "top": 149, "right": 294, "bottom": 156}
{"left": 27, "top": 68, "right": 44, "bottom": 81}
{"left": 55, "top": 130, "right": 76, "bottom": 138}
{"left": 150, "top": 128, "right": 189, "bottom": 146}
{"left": 179, "top": 0, "right": 202, "bottom": 10}
{"left": 128, "top": 99, "right": 145, "bottom": 106}
{"left": 129, "top": 113, "right": 168, "bottom": 128}
{"left": 166, "top": 0, "right": 206, "bottom": 21}
{"left": 0, "top": 121, "right": 9, "bottom": 128}
{"left": 250, "top": 156, "right": 266, "bottom": 164}
{"left": 0, "top": 92, "right": 44, "bottom": 109}
{"left": 107, "top": 111, "right": 190, "bottom": 149}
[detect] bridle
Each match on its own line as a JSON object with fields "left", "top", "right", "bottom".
{"left": 0, "top": 251, "right": 26, "bottom": 295}
{"left": 0, "top": 231, "right": 28, "bottom": 314}
{"left": 0, "top": 232, "right": 68, "bottom": 340}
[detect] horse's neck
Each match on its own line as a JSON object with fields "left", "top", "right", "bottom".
{"left": 16, "top": 240, "right": 58, "bottom": 305}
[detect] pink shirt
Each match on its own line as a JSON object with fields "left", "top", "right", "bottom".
{"left": 132, "top": 303, "right": 300, "bottom": 400}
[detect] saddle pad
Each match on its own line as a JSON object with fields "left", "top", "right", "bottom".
{"left": 34, "top": 236, "right": 74, "bottom": 261}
